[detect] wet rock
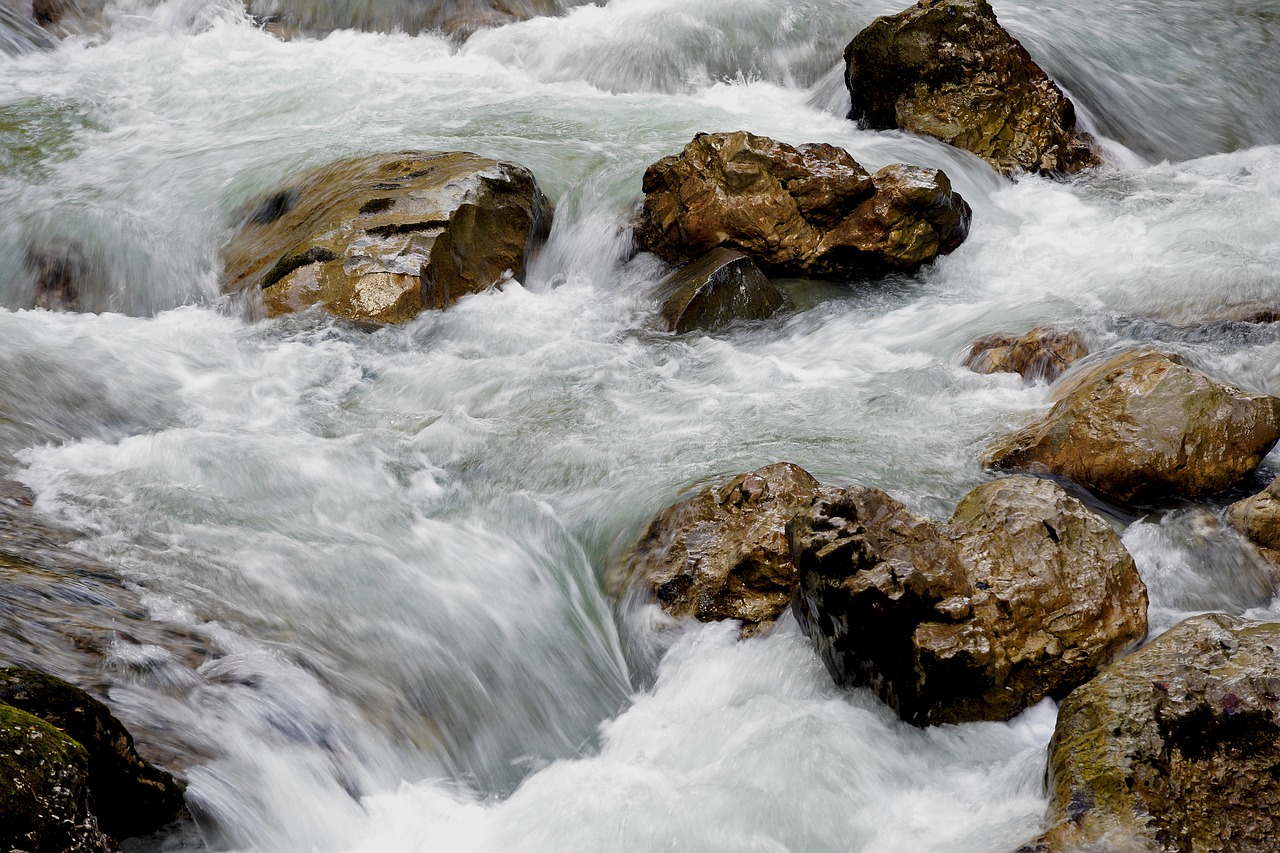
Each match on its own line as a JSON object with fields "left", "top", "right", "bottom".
{"left": 23, "top": 240, "right": 99, "bottom": 312}
{"left": 0, "top": 668, "right": 185, "bottom": 841}
{"left": 223, "top": 151, "right": 553, "bottom": 323}
{"left": 244, "top": 0, "right": 562, "bottom": 39}
{"left": 983, "top": 348, "right": 1280, "bottom": 504}
{"left": 789, "top": 476, "right": 1146, "bottom": 725}
{"left": 964, "top": 327, "right": 1087, "bottom": 382}
{"left": 654, "top": 248, "right": 783, "bottom": 333}
{"left": 639, "top": 131, "right": 970, "bottom": 278}
{"left": 845, "top": 0, "right": 1100, "bottom": 177}
{"left": 1227, "top": 476, "right": 1280, "bottom": 563}
{"left": 29, "top": 0, "right": 104, "bottom": 34}
{"left": 1028, "top": 614, "right": 1280, "bottom": 853}
{"left": 0, "top": 703, "right": 110, "bottom": 853}
{"left": 607, "top": 463, "right": 834, "bottom": 636}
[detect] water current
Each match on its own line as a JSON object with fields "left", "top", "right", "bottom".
{"left": 1, "top": 0, "right": 1279, "bottom": 850}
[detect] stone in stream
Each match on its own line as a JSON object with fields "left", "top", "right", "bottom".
{"left": 29, "top": 0, "right": 104, "bottom": 35}
{"left": 639, "top": 131, "right": 970, "bottom": 278}
{"left": 222, "top": 151, "right": 553, "bottom": 323}
{"left": 983, "top": 348, "right": 1280, "bottom": 505}
{"left": 845, "top": 0, "right": 1101, "bottom": 177}
{"left": 788, "top": 475, "right": 1147, "bottom": 726}
{"left": 607, "top": 463, "right": 835, "bottom": 637}
{"left": 963, "top": 327, "right": 1087, "bottom": 383}
{"left": 1020, "top": 614, "right": 1280, "bottom": 853}
{"left": 243, "top": 0, "right": 563, "bottom": 39}
{"left": 0, "top": 703, "right": 110, "bottom": 853}
{"left": 0, "top": 668, "right": 186, "bottom": 842}
{"left": 1227, "top": 476, "right": 1280, "bottom": 565}
{"left": 654, "top": 248, "right": 783, "bottom": 333}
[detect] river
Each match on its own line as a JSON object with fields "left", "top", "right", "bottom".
{"left": 1, "top": 1, "right": 1278, "bottom": 850}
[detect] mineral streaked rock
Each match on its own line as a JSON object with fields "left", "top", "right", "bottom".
{"left": 1025, "top": 614, "right": 1280, "bottom": 853}
{"left": 789, "top": 475, "right": 1146, "bottom": 725}
{"left": 964, "top": 327, "right": 1087, "bottom": 382}
{"left": 223, "top": 151, "right": 552, "bottom": 323}
{"left": 608, "top": 463, "right": 834, "bottom": 636}
{"left": 640, "top": 131, "right": 970, "bottom": 278}
{"left": 654, "top": 248, "right": 783, "bottom": 333}
{"left": 983, "top": 348, "right": 1280, "bottom": 504}
{"left": 845, "top": 0, "right": 1101, "bottom": 177}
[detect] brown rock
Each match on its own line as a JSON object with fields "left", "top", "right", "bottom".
{"left": 639, "top": 131, "right": 970, "bottom": 277}
{"left": 964, "top": 327, "right": 1087, "bottom": 382}
{"left": 984, "top": 349, "right": 1280, "bottom": 504}
{"left": 1227, "top": 476, "right": 1280, "bottom": 563}
{"left": 1026, "top": 614, "right": 1280, "bottom": 853}
{"left": 222, "top": 151, "right": 552, "bottom": 323}
{"left": 654, "top": 248, "right": 783, "bottom": 333}
{"left": 789, "top": 476, "right": 1146, "bottom": 725}
{"left": 607, "top": 463, "right": 832, "bottom": 636}
{"left": 845, "top": 0, "right": 1101, "bottom": 177}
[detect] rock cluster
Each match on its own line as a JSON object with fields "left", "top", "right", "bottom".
{"left": 222, "top": 151, "right": 552, "bottom": 323}
{"left": 845, "top": 0, "right": 1100, "bottom": 176}
{"left": 789, "top": 475, "right": 1146, "bottom": 725}
{"left": 984, "top": 349, "right": 1280, "bottom": 504}
{"left": 640, "top": 131, "right": 970, "bottom": 279}
{"left": 964, "top": 327, "right": 1087, "bottom": 383}
{"left": 1025, "top": 614, "right": 1280, "bottom": 853}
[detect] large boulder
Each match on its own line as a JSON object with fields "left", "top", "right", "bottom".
{"left": 654, "top": 248, "right": 783, "bottom": 333}
{"left": 1025, "top": 614, "right": 1280, "bottom": 853}
{"left": 984, "top": 349, "right": 1280, "bottom": 504}
{"left": 789, "top": 476, "right": 1146, "bottom": 725}
{"left": 0, "top": 668, "right": 185, "bottom": 841}
{"left": 639, "top": 131, "right": 970, "bottom": 278}
{"left": 0, "top": 703, "right": 110, "bottom": 853}
{"left": 223, "top": 151, "right": 553, "bottom": 323}
{"left": 244, "top": 0, "right": 561, "bottom": 39}
{"left": 607, "top": 463, "right": 833, "bottom": 637}
{"left": 845, "top": 0, "right": 1100, "bottom": 177}
{"left": 963, "top": 327, "right": 1087, "bottom": 383}
{"left": 1227, "top": 476, "right": 1280, "bottom": 563}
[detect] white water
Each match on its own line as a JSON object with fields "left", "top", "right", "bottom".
{"left": 1, "top": 1, "right": 1278, "bottom": 850}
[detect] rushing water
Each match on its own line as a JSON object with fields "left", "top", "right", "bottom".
{"left": 1, "top": 0, "right": 1279, "bottom": 850}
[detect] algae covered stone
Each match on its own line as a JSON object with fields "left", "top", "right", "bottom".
{"left": 845, "top": 0, "right": 1100, "bottom": 177}
{"left": 223, "top": 151, "right": 553, "bottom": 323}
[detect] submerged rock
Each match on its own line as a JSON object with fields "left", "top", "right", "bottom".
{"left": 0, "top": 668, "right": 185, "bottom": 841}
{"left": 1227, "top": 476, "right": 1280, "bottom": 563}
{"left": 244, "top": 0, "right": 562, "bottom": 39}
{"left": 845, "top": 0, "right": 1100, "bottom": 177}
{"left": 654, "top": 248, "right": 783, "bottom": 333}
{"left": 789, "top": 476, "right": 1146, "bottom": 725}
{"left": 964, "top": 327, "right": 1087, "bottom": 382}
{"left": 0, "top": 703, "right": 109, "bottom": 853}
{"left": 1027, "top": 614, "right": 1280, "bottom": 853}
{"left": 29, "top": 0, "right": 104, "bottom": 35}
{"left": 223, "top": 151, "right": 552, "bottom": 323}
{"left": 639, "top": 131, "right": 970, "bottom": 278}
{"left": 984, "top": 349, "right": 1280, "bottom": 504}
{"left": 608, "top": 463, "right": 833, "bottom": 636}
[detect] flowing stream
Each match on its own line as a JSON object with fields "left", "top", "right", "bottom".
{"left": 1, "top": 1, "right": 1279, "bottom": 850}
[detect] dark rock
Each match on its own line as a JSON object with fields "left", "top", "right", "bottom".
{"left": 0, "top": 668, "right": 185, "bottom": 841}
{"left": 30, "top": 0, "right": 104, "bottom": 34}
{"left": 24, "top": 241, "right": 97, "bottom": 312}
{"left": 639, "top": 131, "right": 970, "bottom": 278}
{"left": 789, "top": 476, "right": 1146, "bottom": 725}
{"left": 964, "top": 327, "right": 1087, "bottom": 382}
{"left": 607, "top": 463, "right": 834, "bottom": 637}
{"left": 1028, "top": 614, "right": 1280, "bottom": 853}
{"left": 845, "top": 0, "right": 1101, "bottom": 177}
{"left": 983, "top": 348, "right": 1280, "bottom": 504}
{"left": 223, "top": 151, "right": 553, "bottom": 323}
{"left": 0, "top": 703, "right": 110, "bottom": 853}
{"left": 654, "top": 248, "right": 783, "bottom": 333}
